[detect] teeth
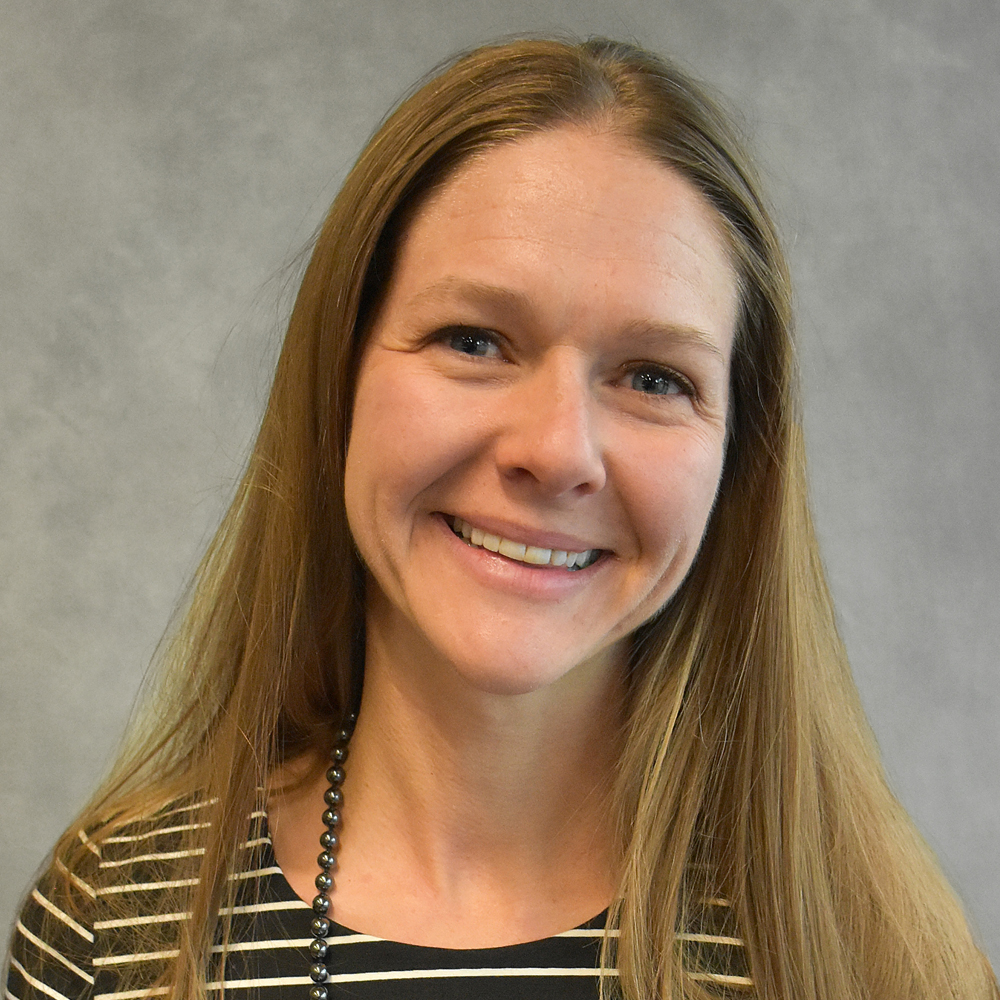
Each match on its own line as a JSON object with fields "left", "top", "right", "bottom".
{"left": 449, "top": 517, "right": 599, "bottom": 570}
{"left": 498, "top": 539, "right": 527, "bottom": 560}
{"left": 523, "top": 545, "right": 551, "bottom": 565}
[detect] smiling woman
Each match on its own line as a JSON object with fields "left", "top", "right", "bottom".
{"left": 344, "top": 128, "right": 735, "bottom": 701}
{"left": 5, "top": 36, "right": 997, "bottom": 1000}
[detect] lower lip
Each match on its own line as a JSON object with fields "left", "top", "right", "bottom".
{"left": 432, "top": 513, "right": 607, "bottom": 599}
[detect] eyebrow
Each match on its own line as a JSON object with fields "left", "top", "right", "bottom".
{"left": 403, "top": 277, "right": 533, "bottom": 323}
{"left": 619, "top": 319, "right": 727, "bottom": 362}
{"left": 404, "top": 276, "right": 728, "bottom": 362}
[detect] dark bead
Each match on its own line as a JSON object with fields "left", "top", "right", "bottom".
{"left": 319, "top": 829, "right": 340, "bottom": 851}
{"left": 317, "top": 851, "right": 338, "bottom": 870}
{"left": 309, "top": 987, "right": 329, "bottom": 1000}
{"left": 310, "top": 917, "right": 330, "bottom": 938}
{"left": 309, "top": 962, "right": 329, "bottom": 983}
{"left": 315, "top": 871, "right": 333, "bottom": 892}
{"left": 321, "top": 809, "right": 341, "bottom": 830}
{"left": 330, "top": 745, "right": 348, "bottom": 765}
{"left": 335, "top": 727, "right": 351, "bottom": 745}
{"left": 311, "top": 894, "right": 330, "bottom": 915}
{"left": 323, "top": 788, "right": 344, "bottom": 808}
{"left": 309, "top": 937, "right": 329, "bottom": 959}
{"left": 326, "top": 766, "right": 346, "bottom": 787}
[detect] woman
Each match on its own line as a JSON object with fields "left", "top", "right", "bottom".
{"left": 6, "top": 36, "right": 996, "bottom": 1000}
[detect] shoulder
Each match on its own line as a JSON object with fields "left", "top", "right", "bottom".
{"left": 6, "top": 834, "right": 101, "bottom": 1000}
{"left": 5, "top": 798, "right": 217, "bottom": 1000}
{"left": 96, "top": 796, "right": 213, "bottom": 876}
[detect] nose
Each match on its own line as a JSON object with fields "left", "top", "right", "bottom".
{"left": 494, "top": 351, "right": 607, "bottom": 499}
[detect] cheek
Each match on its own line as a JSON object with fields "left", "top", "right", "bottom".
{"left": 623, "top": 430, "right": 726, "bottom": 564}
{"left": 344, "top": 354, "right": 482, "bottom": 537}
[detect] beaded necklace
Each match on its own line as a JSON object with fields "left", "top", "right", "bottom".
{"left": 306, "top": 714, "right": 355, "bottom": 1000}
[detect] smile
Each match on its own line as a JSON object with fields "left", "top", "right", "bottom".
{"left": 447, "top": 516, "right": 603, "bottom": 570}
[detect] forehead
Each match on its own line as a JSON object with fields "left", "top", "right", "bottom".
{"left": 383, "top": 126, "right": 739, "bottom": 351}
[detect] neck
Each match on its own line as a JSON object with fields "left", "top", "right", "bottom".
{"left": 330, "top": 610, "right": 625, "bottom": 945}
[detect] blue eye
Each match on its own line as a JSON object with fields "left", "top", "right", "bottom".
{"left": 628, "top": 367, "right": 689, "bottom": 396}
{"left": 447, "top": 329, "right": 501, "bottom": 358}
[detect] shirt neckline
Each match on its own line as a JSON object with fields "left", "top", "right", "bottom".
{"left": 255, "top": 810, "right": 610, "bottom": 951}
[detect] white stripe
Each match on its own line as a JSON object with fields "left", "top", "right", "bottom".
{"left": 678, "top": 931, "right": 744, "bottom": 946}
{"left": 324, "top": 967, "right": 616, "bottom": 984}
{"left": 93, "top": 948, "right": 180, "bottom": 967}
{"left": 8, "top": 957, "right": 73, "bottom": 1000}
{"left": 77, "top": 830, "right": 101, "bottom": 858}
{"left": 219, "top": 899, "right": 309, "bottom": 916}
{"left": 196, "top": 967, "right": 618, "bottom": 1000}
{"left": 242, "top": 837, "right": 270, "bottom": 849}
{"left": 554, "top": 928, "right": 619, "bottom": 938}
{"left": 54, "top": 859, "right": 97, "bottom": 900}
{"left": 687, "top": 971, "right": 754, "bottom": 987}
{"left": 205, "top": 976, "right": 308, "bottom": 990}
{"left": 210, "top": 933, "right": 380, "bottom": 954}
{"left": 31, "top": 890, "right": 94, "bottom": 944}
{"left": 228, "top": 866, "right": 282, "bottom": 881}
{"left": 98, "top": 798, "right": 217, "bottom": 843}
{"left": 199, "top": 967, "right": 616, "bottom": 991}
{"left": 14, "top": 921, "right": 95, "bottom": 985}
{"left": 97, "top": 878, "right": 200, "bottom": 895}
{"left": 99, "top": 847, "right": 206, "bottom": 868}
{"left": 94, "top": 988, "right": 170, "bottom": 999}
{"left": 249, "top": 810, "right": 266, "bottom": 819}
{"left": 155, "top": 798, "right": 217, "bottom": 818}
{"left": 104, "top": 822, "right": 211, "bottom": 843}
{"left": 95, "top": 911, "right": 192, "bottom": 930}
{"left": 212, "top": 937, "right": 312, "bottom": 954}
{"left": 328, "top": 967, "right": 614, "bottom": 983}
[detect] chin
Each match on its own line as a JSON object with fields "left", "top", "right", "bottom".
{"left": 440, "top": 632, "right": 617, "bottom": 699}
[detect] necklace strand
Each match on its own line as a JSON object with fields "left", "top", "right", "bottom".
{"left": 307, "top": 713, "right": 355, "bottom": 1000}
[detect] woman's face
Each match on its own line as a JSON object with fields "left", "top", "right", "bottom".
{"left": 344, "top": 126, "right": 738, "bottom": 696}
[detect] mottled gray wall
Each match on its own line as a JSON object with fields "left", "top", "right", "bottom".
{"left": 2, "top": 0, "right": 997, "bottom": 965}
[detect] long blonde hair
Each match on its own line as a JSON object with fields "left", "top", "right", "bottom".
{"left": 43, "top": 37, "right": 995, "bottom": 1000}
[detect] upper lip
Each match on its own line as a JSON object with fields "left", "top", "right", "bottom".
{"left": 444, "top": 512, "right": 607, "bottom": 554}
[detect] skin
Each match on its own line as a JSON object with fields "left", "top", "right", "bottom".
{"left": 268, "top": 125, "right": 738, "bottom": 948}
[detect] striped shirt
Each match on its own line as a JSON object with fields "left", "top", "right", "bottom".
{"left": 6, "top": 801, "right": 752, "bottom": 999}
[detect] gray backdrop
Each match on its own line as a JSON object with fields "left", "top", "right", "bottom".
{"left": 2, "top": 0, "right": 997, "bottom": 966}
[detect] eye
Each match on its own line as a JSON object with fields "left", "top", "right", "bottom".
{"left": 444, "top": 327, "right": 502, "bottom": 359}
{"left": 626, "top": 365, "right": 693, "bottom": 397}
